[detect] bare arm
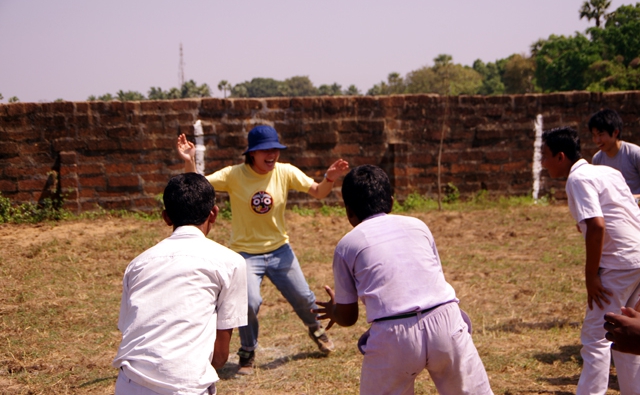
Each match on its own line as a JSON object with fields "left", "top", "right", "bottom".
{"left": 307, "top": 159, "right": 350, "bottom": 199}
{"left": 312, "top": 285, "right": 359, "bottom": 329}
{"left": 176, "top": 133, "right": 197, "bottom": 173}
{"left": 211, "top": 328, "right": 233, "bottom": 369}
{"left": 584, "top": 217, "right": 612, "bottom": 310}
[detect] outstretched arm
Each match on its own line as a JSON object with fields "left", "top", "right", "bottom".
{"left": 177, "top": 133, "right": 197, "bottom": 173}
{"left": 307, "top": 159, "right": 350, "bottom": 199}
{"left": 312, "top": 285, "right": 359, "bottom": 329}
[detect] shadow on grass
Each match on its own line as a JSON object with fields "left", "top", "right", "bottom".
{"left": 486, "top": 319, "right": 581, "bottom": 334}
{"left": 77, "top": 375, "right": 118, "bottom": 388}
{"left": 533, "top": 344, "right": 582, "bottom": 365}
{"left": 218, "top": 351, "right": 329, "bottom": 380}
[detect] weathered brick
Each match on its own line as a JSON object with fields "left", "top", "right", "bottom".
{"left": 79, "top": 176, "right": 106, "bottom": 188}
{"left": 108, "top": 175, "right": 140, "bottom": 187}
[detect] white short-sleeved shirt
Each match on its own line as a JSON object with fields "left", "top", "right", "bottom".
{"left": 566, "top": 159, "right": 640, "bottom": 270}
{"left": 332, "top": 213, "right": 457, "bottom": 323}
{"left": 592, "top": 141, "right": 640, "bottom": 194}
{"left": 112, "top": 226, "right": 248, "bottom": 395}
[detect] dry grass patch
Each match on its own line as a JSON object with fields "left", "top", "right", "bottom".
{"left": 0, "top": 204, "right": 623, "bottom": 394}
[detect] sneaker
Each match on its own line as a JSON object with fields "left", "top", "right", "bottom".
{"left": 309, "top": 326, "right": 335, "bottom": 354}
{"left": 236, "top": 348, "right": 255, "bottom": 375}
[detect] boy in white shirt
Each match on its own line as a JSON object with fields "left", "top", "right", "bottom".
{"left": 314, "top": 165, "right": 493, "bottom": 395}
{"left": 541, "top": 127, "right": 640, "bottom": 395}
{"left": 112, "top": 173, "right": 248, "bottom": 395}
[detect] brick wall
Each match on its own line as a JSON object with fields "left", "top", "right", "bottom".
{"left": 1, "top": 92, "right": 639, "bottom": 213}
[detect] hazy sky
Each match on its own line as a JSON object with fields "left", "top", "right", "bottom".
{"left": 0, "top": 0, "right": 628, "bottom": 103}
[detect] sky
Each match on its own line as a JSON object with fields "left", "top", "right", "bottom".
{"left": 0, "top": 0, "right": 629, "bottom": 103}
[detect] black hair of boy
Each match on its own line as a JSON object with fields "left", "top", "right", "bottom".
{"left": 542, "top": 127, "right": 582, "bottom": 163}
{"left": 163, "top": 173, "right": 215, "bottom": 227}
{"left": 341, "top": 165, "right": 393, "bottom": 221}
{"left": 588, "top": 109, "right": 623, "bottom": 139}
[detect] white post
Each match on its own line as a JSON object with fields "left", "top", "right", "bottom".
{"left": 532, "top": 114, "right": 543, "bottom": 201}
{"left": 193, "top": 120, "right": 205, "bottom": 175}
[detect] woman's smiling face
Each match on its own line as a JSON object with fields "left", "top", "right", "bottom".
{"left": 249, "top": 148, "right": 280, "bottom": 174}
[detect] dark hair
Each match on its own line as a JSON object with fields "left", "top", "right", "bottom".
{"left": 542, "top": 127, "right": 582, "bottom": 162}
{"left": 163, "top": 173, "right": 215, "bottom": 227}
{"left": 244, "top": 154, "right": 254, "bottom": 165}
{"left": 341, "top": 165, "right": 393, "bottom": 221}
{"left": 588, "top": 108, "right": 623, "bottom": 139}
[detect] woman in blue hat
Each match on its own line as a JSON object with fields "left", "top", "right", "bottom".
{"left": 177, "top": 125, "right": 349, "bottom": 375}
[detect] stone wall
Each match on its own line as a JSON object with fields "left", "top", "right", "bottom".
{"left": 1, "top": 92, "right": 639, "bottom": 213}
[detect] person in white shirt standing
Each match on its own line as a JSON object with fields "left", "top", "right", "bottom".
{"left": 112, "top": 173, "right": 248, "bottom": 395}
{"left": 313, "top": 165, "right": 493, "bottom": 395}
{"left": 541, "top": 127, "right": 640, "bottom": 395}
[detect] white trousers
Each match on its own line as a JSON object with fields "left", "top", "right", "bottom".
{"left": 359, "top": 302, "right": 493, "bottom": 395}
{"left": 577, "top": 267, "right": 640, "bottom": 395}
{"left": 115, "top": 369, "right": 216, "bottom": 395}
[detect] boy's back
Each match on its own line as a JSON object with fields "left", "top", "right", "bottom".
{"left": 333, "top": 213, "right": 456, "bottom": 322}
{"left": 113, "top": 226, "right": 246, "bottom": 393}
{"left": 567, "top": 160, "right": 640, "bottom": 269}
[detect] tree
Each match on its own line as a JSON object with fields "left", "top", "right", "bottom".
{"left": 281, "top": 76, "right": 318, "bottom": 97}
{"left": 367, "top": 72, "right": 406, "bottom": 95}
{"left": 580, "top": 0, "right": 612, "bottom": 28}
{"left": 116, "top": 90, "right": 146, "bottom": 101}
{"left": 533, "top": 33, "right": 602, "bottom": 91}
{"left": 473, "top": 59, "right": 506, "bottom": 95}
{"left": 181, "top": 80, "right": 211, "bottom": 98}
{"left": 0, "top": 93, "right": 3, "bottom": 100}
{"left": 8, "top": 96, "right": 19, "bottom": 103}
{"left": 217, "top": 80, "right": 231, "bottom": 98}
{"left": 318, "top": 83, "right": 343, "bottom": 96}
{"left": 344, "top": 85, "right": 361, "bottom": 96}
{"left": 404, "top": 55, "right": 482, "bottom": 95}
{"left": 148, "top": 87, "right": 168, "bottom": 100}
{"left": 233, "top": 78, "right": 280, "bottom": 97}
{"left": 596, "top": 3, "right": 640, "bottom": 66}
{"left": 503, "top": 54, "right": 536, "bottom": 94}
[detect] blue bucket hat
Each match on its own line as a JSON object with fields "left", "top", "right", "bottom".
{"left": 243, "top": 125, "right": 287, "bottom": 154}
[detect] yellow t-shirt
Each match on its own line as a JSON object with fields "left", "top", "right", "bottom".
{"left": 206, "top": 162, "right": 314, "bottom": 254}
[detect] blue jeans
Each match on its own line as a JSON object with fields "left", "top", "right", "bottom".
{"left": 238, "top": 243, "right": 319, "bottom": 351}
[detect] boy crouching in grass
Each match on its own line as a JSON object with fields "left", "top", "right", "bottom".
{"left": 112, "top": 173, "right": 247, "bottom": 395}
{"left": 541, "top": 127, "right": 640, "bottom": 395}
{"left": 313, "top": 165, "right": 493, "bottom": 395}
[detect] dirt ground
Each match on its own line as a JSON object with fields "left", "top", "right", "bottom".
{"left": 0, "top": 203, "right": 621, "bottom": 394}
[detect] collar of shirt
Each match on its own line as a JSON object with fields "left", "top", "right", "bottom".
{"left": 570, "top": 158, "right": 588, "bottom": 174}
{"left": 171, "top": 225, "right": 207, "bottom": 239}
{"left": 362, "top": 212, "right": 387, "bottom": 223}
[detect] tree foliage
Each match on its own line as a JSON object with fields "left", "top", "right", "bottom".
{"left": 404, "top": 55, "right": 482, "bottom": 96}
{"left": 580, "top": 0, "right": 612, "bottom": 27}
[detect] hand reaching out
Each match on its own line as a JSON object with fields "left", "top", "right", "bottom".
{"left": 312, "top": 285, "right": 337, "bottom": 330}
{"left": 177, "top": 133, "right": 196, "bottom": 163}
{"left": 325, "top": 159, "right": 350, "bottom": 182}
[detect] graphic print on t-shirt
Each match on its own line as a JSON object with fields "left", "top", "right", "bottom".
{"left": 251, "top": 191, "right": 273, "bottom": 214}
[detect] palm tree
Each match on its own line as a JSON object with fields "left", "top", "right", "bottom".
{"left": 580, "top": 0, "right": 611, "bottom": 28}
{"left": 217, "top": 80, "right": 231, "bottom": 98}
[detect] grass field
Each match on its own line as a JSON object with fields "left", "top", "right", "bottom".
{"left": 0, "top": 201, "right": 624, "bottom": 394}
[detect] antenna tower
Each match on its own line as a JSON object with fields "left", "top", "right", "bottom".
{"left": 179, "top": 43, "right": 185, "bottom": 87}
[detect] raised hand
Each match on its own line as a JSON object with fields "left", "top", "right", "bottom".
{"left": 176, "top": 133, "right": 196, "bottom": 162}
{"left": 325, "top": 159, "right": 350, "bottom": 182}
